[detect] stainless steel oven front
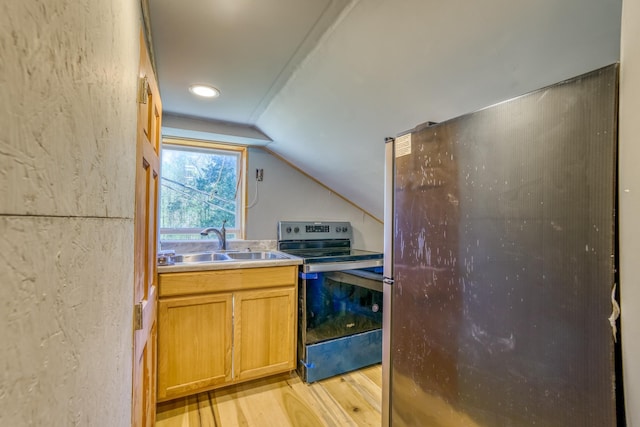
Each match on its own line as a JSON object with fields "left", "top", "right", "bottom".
{"left": 277, "top": 221, "right": 384, "bottom": 382}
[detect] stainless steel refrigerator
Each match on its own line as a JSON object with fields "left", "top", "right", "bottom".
{"left": 383, "top": 64, "right": 622, "bottom": 426}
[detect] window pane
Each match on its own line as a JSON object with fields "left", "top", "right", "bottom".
{"left": 160, "top": 144, "right": 240, "bottom": 237}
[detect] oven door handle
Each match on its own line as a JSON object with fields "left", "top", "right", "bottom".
{"left": 302, "top": 259, "right": 383, "bottom": 273}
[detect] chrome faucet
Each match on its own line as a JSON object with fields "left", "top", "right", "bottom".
{"left": 200, "top": 220, "right": 227, "bottom": 250}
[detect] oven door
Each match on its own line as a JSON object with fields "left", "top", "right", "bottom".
{"left": 298, "top": 267, "right": 383, "bottom": 382}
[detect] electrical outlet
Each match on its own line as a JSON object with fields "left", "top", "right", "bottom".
{"left": 256, "top": 168, "right": 264, "bottom": 181}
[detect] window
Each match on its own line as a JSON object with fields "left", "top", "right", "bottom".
{"left": 159, "top": 138, "right": 246, "bottom": 240}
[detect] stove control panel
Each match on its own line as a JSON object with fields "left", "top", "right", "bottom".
{"left": 306, "top": 224, "right": 330, "bottom": 233}
{"left": 278, "top": 221, "right": 352, "bottom": 241}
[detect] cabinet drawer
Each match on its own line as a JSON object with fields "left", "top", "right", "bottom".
{"left": 158, "top": 265, "right": 297, "bottom": 297}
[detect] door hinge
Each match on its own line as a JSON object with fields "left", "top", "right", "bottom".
{"left": 138, "top": 76, "right": 149, "bottom": 104}
{"left": 134, "top": 302, "right": 143, "bottom": 330}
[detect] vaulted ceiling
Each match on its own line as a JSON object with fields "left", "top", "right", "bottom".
{"left": 149, "top": 0, "right": 622, "bottom": 220}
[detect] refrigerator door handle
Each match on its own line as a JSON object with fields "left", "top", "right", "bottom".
{"left": 382, "top": 136, "right": 395, "bottom": 427}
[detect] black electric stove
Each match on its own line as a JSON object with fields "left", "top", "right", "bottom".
{"left": 277, "top": 220, "right": 383, "bottom": 383}
{"left": 277, "top": 221, "right": 383, "bottom": 273}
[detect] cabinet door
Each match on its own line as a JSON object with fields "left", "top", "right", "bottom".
{"left": 234, "top": 287, "right": 296, "bottom": 381}
{"left": 157, "top": 293, "right": 232, "bottom": 401}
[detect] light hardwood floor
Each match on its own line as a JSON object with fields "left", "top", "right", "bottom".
{"left": 156, "top": 364, "right": 382, "bottom": 427}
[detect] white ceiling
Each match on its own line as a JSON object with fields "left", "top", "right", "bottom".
{"left": 149, "top": 0, "right": 622, "bottom": 220}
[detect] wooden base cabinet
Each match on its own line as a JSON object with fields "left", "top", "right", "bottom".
{"left": 157, "top": 293, "right": 233, "bottom": 401}
{"left": 234, "top": 287, "right": 296, "bottom": 381}
{"left": 157, "top": 266, "right": 297, "bottom": 401}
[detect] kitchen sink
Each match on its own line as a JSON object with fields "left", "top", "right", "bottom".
{"left": 225, "top": 251, "right": 287, "bottom": 260}
{"left": 172, "top": 252, "right": 232, "bottom": 263}
{"left": 164, "top": 250, "right": 291, "bottom": 265}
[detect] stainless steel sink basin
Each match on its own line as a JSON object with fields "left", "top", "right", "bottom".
{"left": 225, "top": 251, "right": 286, "bottom": 260}
{"left": 172, "top": 252, "right": 232, "bottom": 263}
{"left": 165, "top": 250, "right": 290, "bottom": 265}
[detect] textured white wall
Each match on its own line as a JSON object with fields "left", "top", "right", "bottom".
{"left": 620, "top": 0, "right": 640, "bottom": 424}
{"left": 0, "top": 1, "right": 140, "bottom": 425}
{"left": 246, "top": 147, "right": 383, "bottom": 251}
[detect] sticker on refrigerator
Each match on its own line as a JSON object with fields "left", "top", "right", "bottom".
{"left": 395, "top": 133, "right": 412, "bottom": 157}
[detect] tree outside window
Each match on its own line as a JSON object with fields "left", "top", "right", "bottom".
{"left": 159, "top": 139, "right": 246, "bottom": 240}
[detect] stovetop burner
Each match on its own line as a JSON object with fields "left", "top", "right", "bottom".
{"left": 281, "top": 248, "right": 383, "bottom": 263}
{"left": 277, "top": 221, "right": 383, "bottom": 272}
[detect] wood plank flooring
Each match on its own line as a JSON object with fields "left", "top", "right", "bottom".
{"left": 156, "top": 364, "right": 382, "bottom": 427}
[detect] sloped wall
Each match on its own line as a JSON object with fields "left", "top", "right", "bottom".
{"left": 247, "top": 147, "right": 383, "bottom": 251}
{"left": 258, "top": 0, "right": 622, "bottom": 221}
{"left": 0, "top": 1, "right": 141, "bottom": 425}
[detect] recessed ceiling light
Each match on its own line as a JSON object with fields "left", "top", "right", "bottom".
{"left": 189, "top": 84, "right": 220, "bottom": 98}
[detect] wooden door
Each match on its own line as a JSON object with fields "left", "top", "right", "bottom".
{"left": 132, "top": 29, "right": 162, "bottom": 427}
{"left": 157, "top": 294, "right": 233, "bottom": 401}
{"left": 234, "top": 287, "right": 297, "bottom": 381}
